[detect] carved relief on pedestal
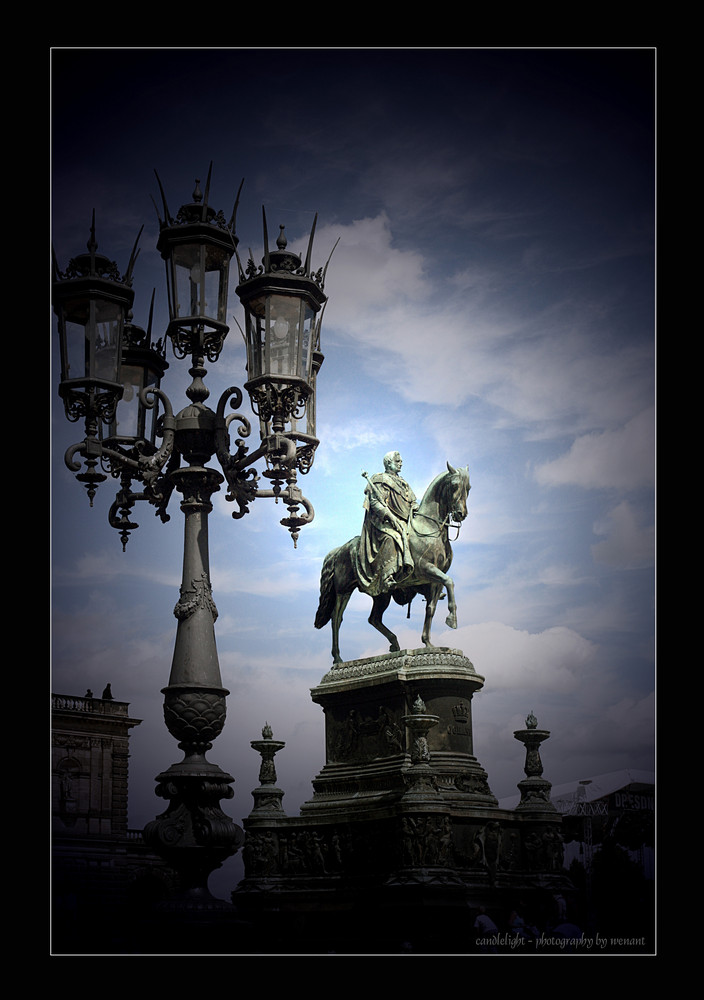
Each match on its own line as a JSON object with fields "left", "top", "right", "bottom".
{"left": 328, "top": 705, "right": 404, "bottom": 763}
{"left": 452, "top": 820, "right": 501, "bottom": 880}
{"left": 498, "top": 826, "right": 521, "bottom": 871}
{"left": 455, "top": 771, "right": 493, "bottom": 797}
{"left": 243, "top": 825, "right": 353, "bottom": 879}
{"left": 523, "top": 825, "right": 564, "bottom": 872}
{"left": 443, "top": 700, "right": 472, "bottom": 748}
{"left": 399, "top": 814, "right": 454, "bottom": 868}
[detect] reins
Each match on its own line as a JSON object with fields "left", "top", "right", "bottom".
{"left": 411, "top": 510, "right": 463, "bottom": 541}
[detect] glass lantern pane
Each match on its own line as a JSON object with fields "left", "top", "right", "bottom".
{"left": 92, "top": 298, "right": 122, "bottom": 382}
{"left": 112, "top": 364, "right": 143, "bottom": 439}
{"left": 172, "top": 245, "right": 202, "bottom": 319}
{"left": 62, "top": 318, "right": 89, "bottom": 382}
{"left": 143, "top": 371, "right": 161, "bottom": 445}
{"left": 300, "top": 304, "right": 315, "bottom": 381}
{"left": 246, "top": 297, "right": 267, "bottom": 380}
{"left": 267, "top": 295, "right": 301, "bottom": 377}
{"left": 203, "top": 266, "right": 220, "bottom": 321}
{"left": 205, "top": 245, "right": 229, "bottom": 325}
{"left": 170, "top": 244, "right": 229, "bottom": 325}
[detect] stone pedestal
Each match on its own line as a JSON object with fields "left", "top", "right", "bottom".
{"left": 232, "top": 649, "right": 572, "bottom": 953}
{"left": 303, "top": 647, "right": 495, "bottom": 815}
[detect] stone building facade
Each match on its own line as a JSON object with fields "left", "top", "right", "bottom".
{"left": 52, "top": 690, "right": 178, "bottom": 952}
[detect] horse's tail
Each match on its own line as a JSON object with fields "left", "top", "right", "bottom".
{"left": 314, "top": 548, "right": 338, "bottom": 629}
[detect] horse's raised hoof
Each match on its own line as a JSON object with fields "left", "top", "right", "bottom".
{"left": 445, "top": 613, "right": 457, "bottom": 629}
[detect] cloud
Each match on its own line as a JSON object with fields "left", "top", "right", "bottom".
{"left": 534, "top": 407, "right": 655, "bottom": 491}
{"left": 315, "top": 421, "right": 391, "bottom": 459}
{"left": 68, "top": 549, "right": 178, "bottom": 589}
{"left": 315, "top": 213, "right": 653, "bottom": 448}
{"left": 591, "top": 500, "right": 655, "bottom": 569}
{"left": 562, "top": 690, "right": 655, "bottom": 759}
{"left": 308, "top": 214, "right": 429, "bottom": 320}
{"left": 210, "top": 558, "right": 320, "bottom": 600}
{"left": 434, "top": 620, "right": 598, "bottom": 694}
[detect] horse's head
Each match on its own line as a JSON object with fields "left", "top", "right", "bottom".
{"left": 445, "top": 462, "right": 471, "bottom": 523}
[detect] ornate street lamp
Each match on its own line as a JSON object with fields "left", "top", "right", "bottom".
{"left": 52, "top": 166, "right": 333, "bottom": 909}
{"left": 234, "top": 209, "right": 337, "bottom": 538}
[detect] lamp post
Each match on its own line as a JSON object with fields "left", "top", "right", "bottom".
{"left": 53, "top": 165, "right": 333, "bottom": 908}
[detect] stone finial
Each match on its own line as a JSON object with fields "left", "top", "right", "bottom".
{"left": 513, "top": 717, "right": 555, "bottom": 813}
{"left": 412, "top": 694, "right": 426, "bottom": 714}
{"left": 249, "top": 724, "right": 286, "bottom": 815}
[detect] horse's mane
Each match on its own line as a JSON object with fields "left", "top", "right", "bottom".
{"left": 419, "top": 471, "right": 446, "bottom": 509}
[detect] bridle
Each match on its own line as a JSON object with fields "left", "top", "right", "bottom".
{"left": 411, "top": 510, "right": 451, "bottom": 538}
{"left": 412, "top": 478, "right": 467, "bottom": 541}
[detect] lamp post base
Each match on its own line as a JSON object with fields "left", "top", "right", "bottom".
{"left": 143, "top": 759, "right": 243, "bottom": 908}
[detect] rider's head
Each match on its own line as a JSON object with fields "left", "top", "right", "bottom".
{"left": 383, "top": 451, "right": 402, "bottom": 473}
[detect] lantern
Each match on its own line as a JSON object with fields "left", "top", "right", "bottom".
{"left": 237, "top": 211, "right": 328, "bottom": 448}
{"left": 154, "top": 165, "right": 240, "bottom": 361}
{"left": 53, "top": 215, "right": 138, "bottom": 426}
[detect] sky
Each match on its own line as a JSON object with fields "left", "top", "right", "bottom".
{"left": 51, "top": 47, "right": 656, "bottom": 900}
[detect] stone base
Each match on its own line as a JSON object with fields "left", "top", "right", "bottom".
{"left": 303, "top": 648, "right": 495, "bottom": 815}
{"left": 232, "top": 649, "right": 572, "bottom": 951}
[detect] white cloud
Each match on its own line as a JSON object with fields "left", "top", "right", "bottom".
{"left": 312, "top": 214, "right": 429, "bottom": 324}
{"left": 591, "top": 500, "right": 655, "bottom": 569}
{"left": 435, "top": 620, "right": 598, "bottom": 693}
{"left": 535, "top": 564, "right": 587, "bottom": 587}
{"left": 315, "top": 213, "right": 653, "bottom": 447}
{"left": 315, "top": 420, "right": 390, "bottom": 458}
{"left": 534, "top": 407, "right": 655, "bottom": 491}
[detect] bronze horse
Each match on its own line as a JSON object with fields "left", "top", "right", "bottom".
{"left": 315, "top": 463, "right": 470, "bottom": 663}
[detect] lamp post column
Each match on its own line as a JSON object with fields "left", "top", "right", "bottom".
{"left": 143, "top": 379, "right": 243, "bottom": 906}
{"left": 168, "top": 465, "right": 223, "bottom": 690}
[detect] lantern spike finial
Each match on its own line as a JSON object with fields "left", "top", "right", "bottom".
{"left": 87, "top": 209, "right": 98, "bottom": 257}
{"left": 146, "top": 288, "right": 156, "bottom": 340}
{"left": 200, "top": 161, "right": 214, "bottom": 220}
{"left": 150, "top": 194, "right": 163, "bottom": 227}
{"left": 124, "top": 225, "right": 144, "bottom": 285}
{"left": 262, "top": 205, "right": 271, "bottom": 271}
{"left": 303, "top": 212, "right": 318, "bottom": 275}
{"left": 320, "top": 236, "right": 340, "bottom": 290}
{"left": 229, "top": 177, "right": 244, "bottom": 237}
{"left": 153, "top": 169, "right": 172, "bottom": 225}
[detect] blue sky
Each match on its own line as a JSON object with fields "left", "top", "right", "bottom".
{"left": 51, "top": 48, "right": 655, "bottom": 898}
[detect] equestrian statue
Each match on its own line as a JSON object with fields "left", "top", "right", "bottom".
{"left": 315, "top": 451, "right": 470, "bottom": 664}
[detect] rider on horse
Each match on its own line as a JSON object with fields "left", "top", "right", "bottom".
{"left": 315, "top": 459, "right": 470, "bottom": 663}
{"left": 356, "top": 451, "right": 419, "bottom": 597}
